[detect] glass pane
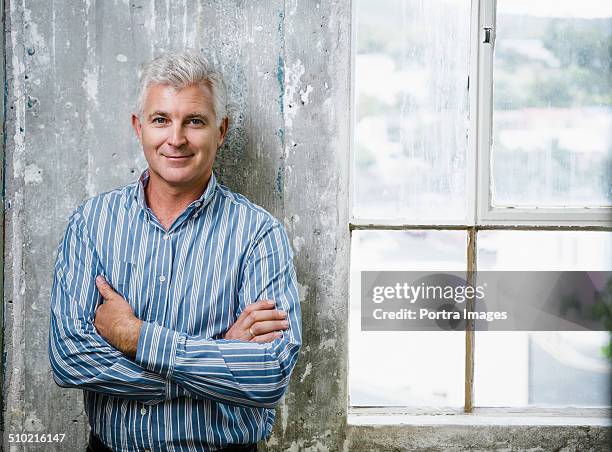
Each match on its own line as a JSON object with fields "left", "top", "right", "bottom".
{"left": 491, "top": 2, "right": 612, "bottom": 207}
{"left": 350, "top": 230, "right": 467, "bottom": 406}
{"left": 475, "top": 231, "right": 612, "bottom": 407}
{"left": 353, "top": 0, "right": 470, "bottom": 221}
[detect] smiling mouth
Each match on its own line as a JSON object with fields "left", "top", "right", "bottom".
{"left": 163, "top": 155, "right": 193, "bottom": 160}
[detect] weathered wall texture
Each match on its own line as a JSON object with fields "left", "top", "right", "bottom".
{"left": 345, "top": 424, "right": 612, "bottom": 451}
{"left": 2, "top": 0, "right": 350, "bottom": 450}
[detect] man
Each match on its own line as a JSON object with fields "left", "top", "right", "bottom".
{"left": 48, "top": 52, "right": 301, "bottom": 452}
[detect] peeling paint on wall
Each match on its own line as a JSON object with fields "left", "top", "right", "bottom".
{"left": 300, "top": 84, "right": 314, "bottom": 105}
{"left": 276, "top": 55, "right": 285, "bottom": 115}
{"left": 299, "top": 362, "right": 312, "bottom": 383}
{"left": 292, "top": 235, "right": 305, "bottom": 254}
{"left": 281, "top": 59, "right": 305, "bottom": 130}
{"left": 296, "top": 281, "right": 309, "bottom": 301}
{"left": 24, "top": 164, "right": 43, "bottom": 185}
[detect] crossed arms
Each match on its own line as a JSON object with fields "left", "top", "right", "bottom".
{"left": 48, "top": 210, "right": 302, "bottom": 408}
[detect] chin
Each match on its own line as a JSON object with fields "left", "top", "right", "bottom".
{"left": 156, "top": 167, "right": 206, "bottom": 186}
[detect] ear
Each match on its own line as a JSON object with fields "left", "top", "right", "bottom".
{"left": 217, "top": 117, "right": 229, "bottom": 149}
{"left": 131, "top": 113, "right": 143, "bottom": 142}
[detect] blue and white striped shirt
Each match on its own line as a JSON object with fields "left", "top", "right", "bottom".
{"left": 48, "top": 170, "right": 302, "bottom": 451}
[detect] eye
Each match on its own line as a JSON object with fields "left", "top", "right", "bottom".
{"left": 188, "top": 118, "right": 205, "bottom": 126}
{"left": 152, "top": 117, "right": 167, "bottom": 124}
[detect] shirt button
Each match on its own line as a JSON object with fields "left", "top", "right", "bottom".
{"left": 194, "top": 201, "right": 201, "bottom": 207}
{"left": 140, "top": 407, "right": 147, "bottom": 416}
{"left": 194, "top": 212, "right": 199, "bottom": 218}
{"left": 163, "top": 234, "right": 170, "bottom": 240}
{"left": 159, "top": 275, "right": 166, "bottom": 283}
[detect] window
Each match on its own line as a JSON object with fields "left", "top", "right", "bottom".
{"left": 350, "top": 0, "right": 611, "bottom": 415}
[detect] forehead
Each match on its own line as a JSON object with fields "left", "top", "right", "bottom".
{"left": 142, "top": 83, "right": 215, "bottom": 115}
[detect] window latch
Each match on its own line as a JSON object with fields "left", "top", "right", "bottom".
{"left": 483, "top": 27, "right": 493, "bottom": 44}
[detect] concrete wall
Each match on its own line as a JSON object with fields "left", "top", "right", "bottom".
{"left": 1, "top": 1, "right": 609, "bottom": 451}
{"left": 2, "top": 1, "right": 350, "bottom": 450}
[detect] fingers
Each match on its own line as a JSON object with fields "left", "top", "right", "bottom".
{"left": 233, "top": 300, "right": 283, "bottom": 330}
{"left": 223, "top": 300, "right": 289, "bottom": 342}
{"left": 95, "top": 275, "right": 118, "bottom": 300}
{"left": 250, "top": 331, "right": 283, "bottom": 343}
{"left": 242, "top": 299, "right": 276, "bottom": 314}
{"left": 242, "top": 308, "right": 287, "bottom": 327}
{"left": 248, "top": 320, "right": 289, "bottom": 337}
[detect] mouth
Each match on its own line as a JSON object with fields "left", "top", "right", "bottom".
{"left": 163, "top": 154, "right": 193, "bottom": 161}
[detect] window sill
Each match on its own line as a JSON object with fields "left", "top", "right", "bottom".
{"left": 348, "top": 407, "right": 612, "bottom": 427}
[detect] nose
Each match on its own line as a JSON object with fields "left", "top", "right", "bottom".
{"left": 167, "top": 124, "right": 187, "bottom": 147}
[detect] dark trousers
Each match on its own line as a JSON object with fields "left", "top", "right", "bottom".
{"left": 87, "top": 432, "right": 257, "bottom": 452}
{"left": 86, "top": 433, "right": 113, "bottom": 452}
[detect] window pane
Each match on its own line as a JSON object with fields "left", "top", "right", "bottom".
{"left": 353, "top": 0, "right": 470, "bottom": 221}
{"left": 491, "top": 2, "right": 612, "bottom": 207}
{"left": 475, "top": 231, "right": 611, "bottom": 407}
{"left": 350, "top": 230, "right": 466, "bottom": 407}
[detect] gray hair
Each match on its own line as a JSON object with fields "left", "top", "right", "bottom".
{"left": 136, "top": 51, "right": 227, "bottom": 125}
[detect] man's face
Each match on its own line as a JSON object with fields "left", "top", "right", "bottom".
{"left": 131, "top": 83, "right": 228, "bottom": 192}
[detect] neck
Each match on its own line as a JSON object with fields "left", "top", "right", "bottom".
{"left": 144, "top": 172, "right": 210, "bottom": 230}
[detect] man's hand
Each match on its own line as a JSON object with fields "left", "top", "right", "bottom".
{"left": 224, "top": 300, "right": 288, "bottom": 343}
{"left": 94, "top": 276, "right": 142, "bottom": 357}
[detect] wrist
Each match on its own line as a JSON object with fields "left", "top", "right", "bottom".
{"left": 127, "top": 318, "right": 143, "bottom": 357}
{"left": 114, "top": 317, "right": 142, "bottom": 357}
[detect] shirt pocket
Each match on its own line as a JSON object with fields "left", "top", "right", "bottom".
{"left": 105, "top": 259, "right": 134, "bottom": 300}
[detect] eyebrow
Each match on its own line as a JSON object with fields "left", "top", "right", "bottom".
{"left": 184, "top": 113, "right": 209, "bottom": 121}
{"left": 147, "top": 110, "right": 166, "bottom": 118}
{"left": 147, "top": 111, "right": 209, "bottom": 121}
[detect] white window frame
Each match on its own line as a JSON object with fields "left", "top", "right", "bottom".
{"left": 476, "top": 0, "right": 612, "bottom": 227}
{"left": 348, "top": 0, "right": 612, "bottom": 424}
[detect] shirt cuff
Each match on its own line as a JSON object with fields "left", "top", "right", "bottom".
{"left": 135, "top": 321, "right": 182, "bottom": 378}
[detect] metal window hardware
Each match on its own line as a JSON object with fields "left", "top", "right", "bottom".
{"left": 483, "top": 27, "right": 493, "bottom": 44}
